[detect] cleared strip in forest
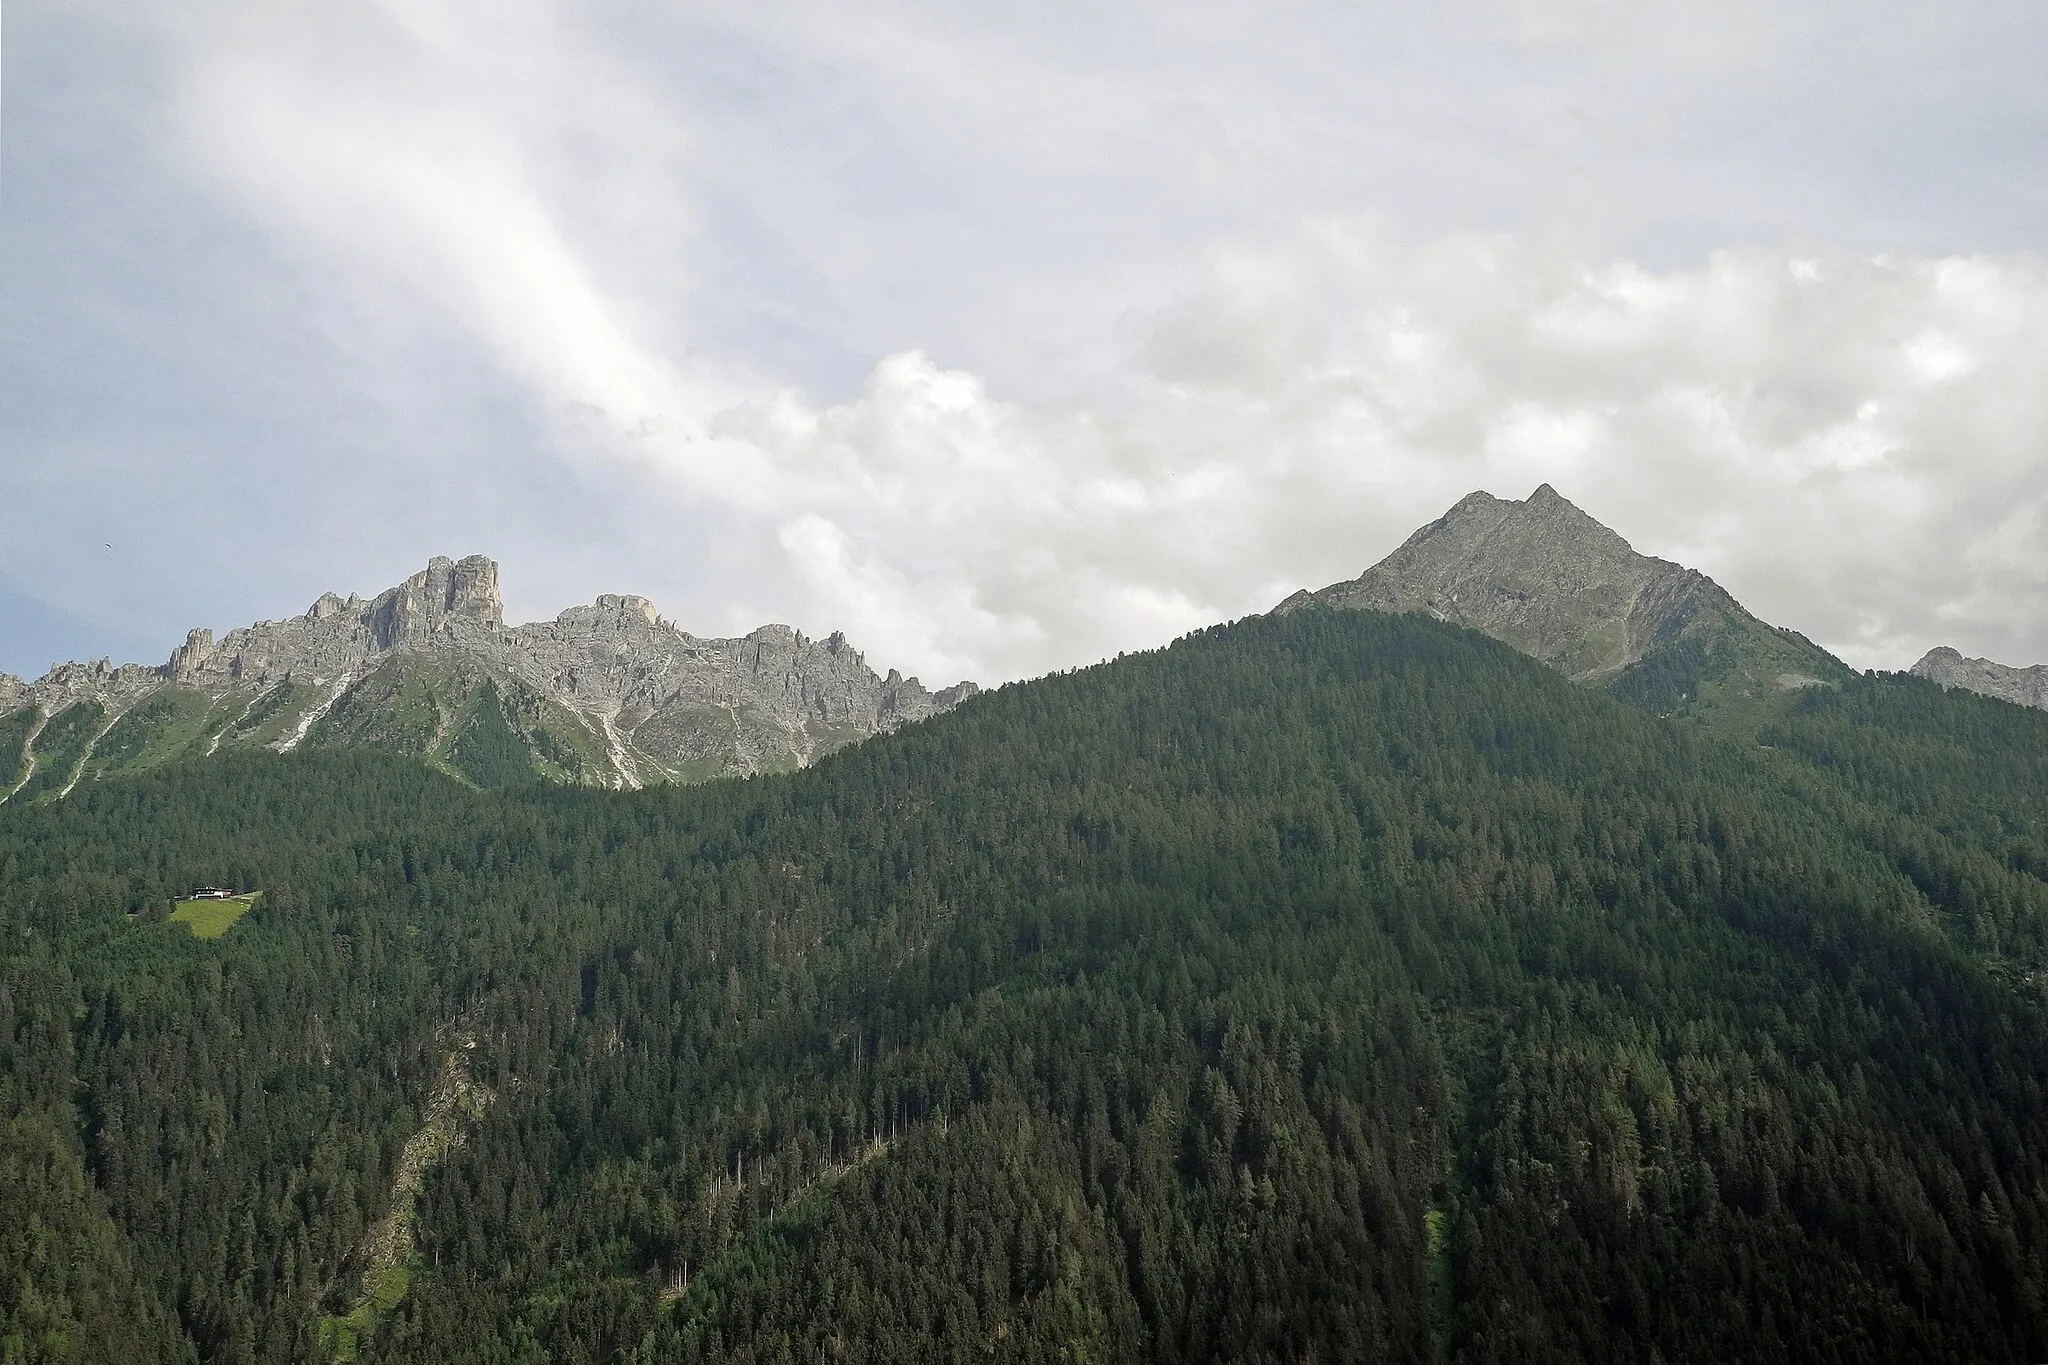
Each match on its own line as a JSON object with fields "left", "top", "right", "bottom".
{"left": 170, "top": 892, "right": 260, "bottom": 939}
{"left": 318, "top": 1034, "right": 493, "bottom": 1361}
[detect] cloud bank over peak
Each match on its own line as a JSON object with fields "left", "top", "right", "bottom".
{"left": 701, "top": 232, "right": 2048, "bottom": 681}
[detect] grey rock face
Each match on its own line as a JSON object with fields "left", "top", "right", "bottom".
{"left": 1280, "top": 485, "right": 1751, "bottom": 679}
{"left": 158, "top": 555, "right": 503, "bottom": 692}
{"left": 1280, "top": 484, "right": 1845, "bottom": 698}
{"left": 368, "top": 554, "right": 502, "bottom": 648}
{"left": 1910, "top": 647, "right": 2048, "bottom": 711}
{"left": 20, "top": 657, "right": 167, "bottom": 712}
{"left": 501, "top": 602, "right": 976, "bottom": 781}
{"left": 0, "top": 554, "right": 977, "bottom": 791}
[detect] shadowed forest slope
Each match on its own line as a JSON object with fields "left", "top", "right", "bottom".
{"left": 4, "top": 610, "right": 2047, "bottom": 1363}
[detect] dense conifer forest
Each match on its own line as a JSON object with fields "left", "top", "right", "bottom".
{"left": 4, "top": 609, "right": 2048, "bottom": 1362}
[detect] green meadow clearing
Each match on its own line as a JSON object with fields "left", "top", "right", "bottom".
{"left": 169, "top": 892, "right": 258, "bottom": 939}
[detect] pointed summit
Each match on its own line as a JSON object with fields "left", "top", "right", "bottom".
{"left": 1279, "top": 485, "right": 1847, "bottom": 709}
{"left": 1279, "top": 484, "right": 1695, "bottom": 679}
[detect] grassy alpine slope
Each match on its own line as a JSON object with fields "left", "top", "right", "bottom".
{"left": 2, "top": 609, "right": 2046, "bottom": 1363}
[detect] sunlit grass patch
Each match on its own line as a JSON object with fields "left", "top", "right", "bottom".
{"left": 170, "top": 893, "right": 259, "bottom": 939}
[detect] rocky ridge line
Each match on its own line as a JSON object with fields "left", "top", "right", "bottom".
{"left": 1909, "top": 647, "right": 2048, "bottom": 712}
{"left": 0, "top": 555, "right": 978, "bottom": 794}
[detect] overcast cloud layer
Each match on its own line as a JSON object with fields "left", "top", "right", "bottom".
{"left": 5, "top": 1, "right": 2048, "bottom": 683}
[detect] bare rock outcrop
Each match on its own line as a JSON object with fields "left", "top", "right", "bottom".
{"left": 1279, "top": 484, "right": 1846, "bottom": 702}
{"left": 1909, "top": 647, "right": 2048, "bottom": 711}
{"left": 0, "top": 554, "right": 977, "bottom": 794}
{"left": 368, "top": 554, "right": 502, "bottom": 648}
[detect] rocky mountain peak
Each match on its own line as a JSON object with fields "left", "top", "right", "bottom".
{"left": 1279, "top": 484, "right": 1846, "bottom": 703}
{"left": 307, "top": 592, "right": 358, "bottom": 621}
{"left": 1281, "top": 484, "right": 1714, "bottom": 679}
{"left": 2, "top": 552, "right": 978, "bottom": 798}
{"left": 596, "top": 594, "right": 659, "bottom": 624}
{"left": 169, "top": 628, "right": 216, "bottom": 679}
{"left": 368, "top": 554, "right": 501, "bottom": 648}
{"left": 1909, "top": 646, "right": 2048, "bottom": 711}
{"left": 552, "top": 594, "right": 662, "bottom": 633}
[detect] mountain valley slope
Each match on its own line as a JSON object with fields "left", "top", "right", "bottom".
{"left": 4, "top": 607, "right": 2047, "bottom": 1362}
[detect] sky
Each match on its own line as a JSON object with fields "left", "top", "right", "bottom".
{"left": 4, "top": 1, "right": 2048, "bottom": 686}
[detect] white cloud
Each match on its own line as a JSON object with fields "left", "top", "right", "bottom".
{"left": 709, "top": 232, "right": 2048, "bottom": 679}
{"left": 157, "top": 1, "right": 778, "bottom": 495}
{"left": 13, "top": 1, "right": 2048, "bottom": 685}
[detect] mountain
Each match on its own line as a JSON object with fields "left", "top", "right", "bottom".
{"left": 0, "top": 555, "right": 975, "bottom": 802}
{"left": 5, "top": 608, "right": 2047, "bottom": 1362}
{"left": 1277, "top": 483, "right": 1850, "bottom": 719}
{"left": 1911, "top": 645, "right": 2048, "bottom": 711}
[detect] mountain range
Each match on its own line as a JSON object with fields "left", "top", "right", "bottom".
{"left": 4, "top": 486, "right": 2042, "bottom": 807}
{"left": 5, "top": 489, "right": 2048, "bottom": 1362}
{"left": 0, "top": 555, "right": 975, "bottom": 800}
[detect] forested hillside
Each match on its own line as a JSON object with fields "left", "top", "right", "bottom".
{"left": 4, "top": 609, "right": 2047, "bottom": 1363}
